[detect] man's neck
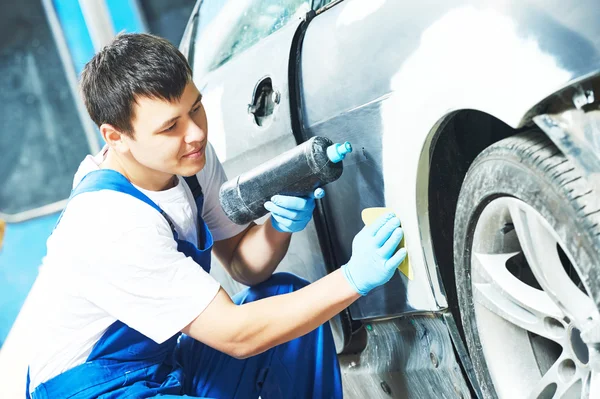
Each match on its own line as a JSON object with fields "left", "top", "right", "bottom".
{"left": 101, "top": 148, "right": 176, "bottom": 191}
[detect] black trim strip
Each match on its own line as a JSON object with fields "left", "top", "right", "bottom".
{"left": 287, "top": 9, "right": 357, "bottom": 353}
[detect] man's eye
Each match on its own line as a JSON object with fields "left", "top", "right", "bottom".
{"left": 191, "top": 106, "right": 201, "bottom": 114}
{"left": 164, "top": 122, "right": 177, "bottom": 132}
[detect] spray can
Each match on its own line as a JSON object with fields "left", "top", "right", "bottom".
{"left": 219, "top": 136, "right": 352, "bottom": 225}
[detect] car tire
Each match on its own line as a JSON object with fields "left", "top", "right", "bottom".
{"left": 454, "top": 130, "right": 600, "bottom": 398}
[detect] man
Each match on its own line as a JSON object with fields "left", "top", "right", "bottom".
{"left": 25, "top": 33, "right": 406, "bottom": 398}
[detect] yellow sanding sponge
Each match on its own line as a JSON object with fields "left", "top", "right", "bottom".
{"left": 361, "top": 207, "right": 412, "bottom": 280}
{"left": 0, "top": 219, "right": 5, "bottom": 251}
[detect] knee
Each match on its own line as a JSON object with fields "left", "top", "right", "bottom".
{"left": 234, "top": 273, "right": 310, "bottom": 305}
{"left": 267, "top": 272, "right": 309, "bottom": 291}
{"left": 250, "top": 272, "right": 309, "bottom": 296}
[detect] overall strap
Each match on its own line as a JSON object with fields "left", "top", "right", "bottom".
{"left": 60, "top": 170, "right": 211, "bottom": 268}
{"left": 73, "top": 170, "right": 161, "bottom": 212}
{"left": 63, "top": 169, "right": 176, "bottom": 232}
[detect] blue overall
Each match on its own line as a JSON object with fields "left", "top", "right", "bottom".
{"left": 27, "top": 169, "right": 342, "bottom": 399}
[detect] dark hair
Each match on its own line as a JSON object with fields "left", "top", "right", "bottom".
{"left": 80, "top": 33, "right": 192, "bottom": 137}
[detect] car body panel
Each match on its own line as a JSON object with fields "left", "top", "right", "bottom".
{"left": 299, "top": 0, "right": 600, "bottom": 319}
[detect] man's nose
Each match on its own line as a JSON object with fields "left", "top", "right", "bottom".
{"left": 185, "top": 120, "right": 205, "bottom": 143}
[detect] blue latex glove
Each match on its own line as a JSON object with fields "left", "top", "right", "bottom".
{"left": 264, "top": 189, "right": 324, "bottom": 233}
{"left": 342, "top": 213, "right": 407, "bottom": 296}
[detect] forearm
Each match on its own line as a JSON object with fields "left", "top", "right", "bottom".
{"left": 232, "top": 268, "right": 359, "bottom": 357}
{"left": 188, "top": 212, "right": 405, "bottom": 360}
{"left": 229, "top": 221, "right": 291, "bottom": 286}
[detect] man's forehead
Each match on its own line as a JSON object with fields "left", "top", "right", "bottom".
{"left": 130, "top": 95, "right": 178, "bottom": 128}
{"left": 130, "top": 83, "right": 200, "bottom": 131}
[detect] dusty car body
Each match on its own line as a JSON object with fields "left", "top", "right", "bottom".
{"left": 181, "top": 0, "right": 600, "bottom": 397}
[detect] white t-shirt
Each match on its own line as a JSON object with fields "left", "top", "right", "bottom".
{"left": 27, "top": 142, "right": 248, "bottom": 390}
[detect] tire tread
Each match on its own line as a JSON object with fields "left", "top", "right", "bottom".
{"left": 475, "top": 130, "right": 600, "bottom": 245}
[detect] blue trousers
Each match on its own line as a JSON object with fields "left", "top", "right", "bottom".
{"left": 162, "top": 272, "right": 342, "bottom": 399}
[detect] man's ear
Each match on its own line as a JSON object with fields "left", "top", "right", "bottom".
{"left": 100, "top": 124, "right": 130, "bottom": 154}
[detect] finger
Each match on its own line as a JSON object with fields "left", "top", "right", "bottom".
{"left": 272, "top": 214, "right": 294, "bottom": 228}
{"left": 373, "top": 217, "right": 401, "bottom": 247}
{"left": 313, "top": 188, "right": 325, "bottom": 199}
{"left": 385, "top": 247, "right": 408, "bottom": 270}
{"left": 264, "top": 202, "right": 305, "bottom": 221}
{"left": 377, "top": 228, "right": 404, "bottom": 259}
{"left": 271, "top": 195, "right": 312, "bottom": 211}
{"left": 272, "top": 214, "right": 308, "bottom": 231}
{"left": 365, "top": 212, "right": 396, "bottom": 236}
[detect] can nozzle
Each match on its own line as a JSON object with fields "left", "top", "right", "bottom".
{"left": 326, "top": 141, "right": 353, "bottom": 163}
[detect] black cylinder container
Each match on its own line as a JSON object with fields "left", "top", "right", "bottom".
{"left": 219, "top": 136, "right": 345, "bottom": 225}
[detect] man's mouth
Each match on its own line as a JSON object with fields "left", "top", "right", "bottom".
{"left": 183, "top": 146, "right": 204, "bottom": 159}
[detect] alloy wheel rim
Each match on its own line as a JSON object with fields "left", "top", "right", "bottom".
{"left": 470, "top": 197, "right": 600, "bottom": 398}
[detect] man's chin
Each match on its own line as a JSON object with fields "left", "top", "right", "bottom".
{"left": 178, "top": 158, "right": 206, "bottom": 177}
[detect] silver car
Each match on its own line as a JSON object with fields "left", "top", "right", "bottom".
{"left": 179, "top": 0, "right": 600, "bottom": 398}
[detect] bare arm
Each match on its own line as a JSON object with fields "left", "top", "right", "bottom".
{"left": 182, "top": 268, "right": 359, "bottom": 359}
{"left": 195, "top": 212, "right": 406, "bottom": 359}
{"left": 213, "top": 194, "right": 323, "bottom": 285}
{"left": 212, "top": 221, "right": 291, "bottom": 286}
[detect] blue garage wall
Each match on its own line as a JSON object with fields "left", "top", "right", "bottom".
{"left": 138, "top": 0, "right": 197, "bottom": 45}
{"left": 52, "top": 0, "right": 95, "bottom": 74}
{"left": 0, "top": 216, "right": 58, "bottom": 347}
{"left": 106, "top": 0, "right": 147, "bottom": 34}
{"left": 0, "top": 0, "right": 96, "bottom": 347}
{"left": 106, "top": 0, "right": 196, "bottom": 45}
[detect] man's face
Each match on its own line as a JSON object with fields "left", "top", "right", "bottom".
{"left": 125, "top": 82, "right": 208, "bottom": 178}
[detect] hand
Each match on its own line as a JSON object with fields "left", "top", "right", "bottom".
{"left": 264, "top": 189, "right": 324, "bottom": 233}
{"left": 342, "top": 213, "right": 407, "bottom": 296}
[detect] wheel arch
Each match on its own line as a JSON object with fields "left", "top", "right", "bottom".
{"left": 423, "top": 74, "right": 600, "bottom": 312}
{"left": 422, "top": 109, "right": 520, "bottom": 313}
